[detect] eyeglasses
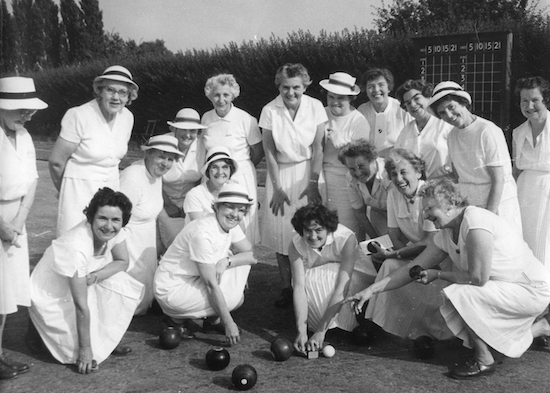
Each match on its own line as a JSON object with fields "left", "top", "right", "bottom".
{"left": 19, "top": 109, "right": 37, "bottom": 118}
{"left": 104, "top": 86, "right": 129, "bottom": 98}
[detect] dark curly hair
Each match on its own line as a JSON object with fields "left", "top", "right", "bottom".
{"left": 514, "top": 76, "right": 550, "bottom": 107}
{"left": 359, "top": 68, "right": 395, "bottom": 92}
{"left": 395, "top": 79, "right": 434, "bottom": 109}
{"left": 385, "top": 148, "right": 426, "bottom": 180}
{"left": 430, "top": 94, "right": 472, "bottom": 117}
{"left": 337, "top": 138, "right": 378, "bottom": 165}
{"left": 291, "top": 204, "right": 339, "bottom": 236}
{"left": 206, "top": 158, "right": 236, "bottom": 179}
{"left": 84, "top": 187, "right": 132, "bottom": 226}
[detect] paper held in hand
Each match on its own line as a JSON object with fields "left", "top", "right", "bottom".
{"left": 359, "top": 235, "right": 394, "bottom": 255}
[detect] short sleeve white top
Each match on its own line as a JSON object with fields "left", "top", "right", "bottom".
{"left": 259, "top": 95, "right": 328, "bottom": 163}
{"left": 347, "top": 157, "right": 392, "bottom": 212}
{"left": 513, "top": 111, "right": 550, "bottom": 172}
{"left": 0, "top": 127, "right": 38, "bottom": 200}
{"left": 182, "top": 182, "right": 215, "bottom": 224}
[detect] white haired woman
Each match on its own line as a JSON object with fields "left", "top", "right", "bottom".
{"left": 0, "top": 76, "right": 47, "bottom": 380}
{"left": 49, "top": 65, "right": 139, "bottom": 236}
{"left": 202, "top": 74, "right": 263, "bottom": 243}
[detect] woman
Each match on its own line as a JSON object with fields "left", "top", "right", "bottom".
{"left": 120, "top": 135, "right": 184, "bottom": 316}
{"left": 201, "top": 74, "right": 263, "bottom": 243}
{"left": 158, "top": 108, "right": 207, "bottom": 251}
{"left": 183, "top": 146, "right": 238, "bottom": 223}
{"left": 260, "top": 63, "right": 328, "bottom": 308}
{"left": 319, "top": 72, "right": 370, "bottom": 235}
{"left": 0, "top": 77, "right": 47, "bottom": 380}
{"left": 290, "top": 204, "right": 375, "bottom": 353}
{"left": 29, "top": 188, "right": 144, "bottom": 374}
{"left": 338, "top": 139, "right": 391, "bottom": 240}
{"left": 428, "top": 81, "right": 522, "bottom": 231}
{"left": 394, "top": 79, "right": 452, "bottom": 179}
{"left": 347, "top": 178, "right": 550, "bottom": 380}
{"left": 365, "top": 149, "right": 453, "bottom": 341}
{"left": 357, "top": 68, "right": 412, "bottom": 158}
{"left": 49, "top": 65, "right": 139, "bottom": 237}
{"left": 513, "top": 76, "right": 550, "bottom": 270}
{"left": 154, "top": 183, "right": 257, "bottom": 344}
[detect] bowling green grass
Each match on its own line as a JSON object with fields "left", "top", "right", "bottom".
{"left": 2, "top": 146, "right": 550, "bottom": 392}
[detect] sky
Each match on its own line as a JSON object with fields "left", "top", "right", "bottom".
{"left": 98, "top": 0, "right": 384, "bottom": 52}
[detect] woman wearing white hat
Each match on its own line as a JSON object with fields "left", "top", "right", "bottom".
{"left": 319, "top": 72, "right": 370, "bottom": 238}
{"left": 202, "top": 74, "right": 263, "bottom": 244}
{"left": 0, "top": 76, "right": 47, "bottom": 380}
{"left": 157, "top": 108, "right": 207, "bottom": 251}
{"left": 154, "top": 182, "right": 257, "bottom": 344}
{"left": 428, "top": 81, "right": 521, "bottom": 231}
{"left": 183, "top": 146, "right": 239, "bottom": 224}
{"left": 120, "top": 135, "right": 184, "bottom": 315}
{"left": 49, "top": 65, "right": 139, "bottom": 237}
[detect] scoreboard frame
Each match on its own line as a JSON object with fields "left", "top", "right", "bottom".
{"left": 413, "top": 32, "right": 513, "bottom": 131}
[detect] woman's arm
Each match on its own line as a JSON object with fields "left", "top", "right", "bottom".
{"left": 249, "top": 141, "right": 264, "bottom": 167}
{"left": 352, "top": 205, "right": 379, "bottom": 240}
{"left": 511, "top": 140, "right": 521, "bottom": 181}
{"left": 162, "top": 190, "right": 184, "bottom": 218}
{"left": 86, "top": 240, "right": 130, "bottom": 285}
{"left": 486, "top": 165, "right": 504, "bottom": 214}
{"left": 187, "top": 211, "right": 206, "bottom": 222}
{"left": 68, "top": 273, "right": 93, "bottom": 374}
{"left": 289, "top": 242, "right": 308, "bottom": 354}
{"left": 262, "top": 129, "right": 290, "bottom": 216}
{"left": 48, "top": 137, "right": 79, "bottom": 192}
{"left": 0, "top": 179, "right": 37, "bottom": 247}
{"left": 299, "top": 123, "right": 324, "bottom": 205}
{"left": 214, "top": 238, "right": 257, "bottom": 282}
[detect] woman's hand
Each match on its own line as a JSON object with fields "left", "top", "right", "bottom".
{"left": 86, "top": 273, "right": 98, "bottom": 286}
{"left": 76, "top": 346, "right": 95, "bottom": 374}
{"left": 224, "top": 320, "right": 240, "bottom": 345}
{"left": 165, "top": 202, "right": 183, "bottom": 218}
{"left": 344, "top": 287, "right": 374, "bottom": 315}
{"left": 370, "top": 243, "right": 389, "bottom": 264}
{"left": 269, "top": 188, "right": 291, "bottom": 216}
{"left": 299, "top": 182, "right": 322, "bottom": 205}
{"left": 293, "top": 332, "right": 308, "bottom": 355}
{"left": 418, "top": 269, "right": 439, "bottom": 285}
{"left": 215, "top": 257, "right": 230, "bottom": 283}
{"left": 306, "top": 331, "right": 326, "bottom": 352}
{"left": 0, "top": 220, "right": 21, "bottom": 247}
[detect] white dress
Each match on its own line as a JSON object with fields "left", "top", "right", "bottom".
{"left": 202, "top": 106, "right": 262, "bottom": 243}
{"left": 436, "top": 206, "right": 550, "bottom": 358}
{"left": 182, "top": 182, "right": 215, "bottom": 225}
{"left": 322, "top": 108, "right": 370, "bottom": 234}
{"left": 56, "top": 99, "right": 133, "bottom": 236}
{"left": 259, "top": 95, "right": 328, "bottom": 254}
{"left": 366, "top": 183, "right": 454, "bottom": 340}
{"left": 513, "top": 112, "right": 550, "bottom": 270}
{"left": 120, "top": 159, "right": 163, "bottom": 315}
{"left": 394, "top": 116, "right": 452, "bottom": 179}
{"left": 0, "top": 127, "right": 37, "bottom": 314}
{"left": 292, "top": 224, "right": 375, "bottom": 332}
{"left": 29, "top": 222, "right": 144, "bottom": 365}
{"left": 154, "top": 215, "right": 250, "bottom": 319}
{"left": 357, "top": 97, "right": 412, "bottom": 157}
{"left": 447, "top": 117, "right": 522, "bottom": 232}
{"left": 347, "top": 157, "right": 392, "bottom": 236}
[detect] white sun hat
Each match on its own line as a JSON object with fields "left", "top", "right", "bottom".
{"left": 428, "top": 81, "right": 472, "bottom": 107}
{"left": 93, "top": 65, "right": 138, "bottom": 90}
{"left": 215, "top": 182, "right": 254, "bottom": 205}
{"left": 0, "top": 77, "right": 48, "bottom": 110}
{"left": 319, "top": 72, "right": 361, "bottom": 96}
{"left": 141, "top": 134, "right": 185, "bottom": 157}
{"left": 167, "top": 108, "right": 208, "bottom": 130}
{"left": 201, "top": 145, "right": 239, "bottom": 176}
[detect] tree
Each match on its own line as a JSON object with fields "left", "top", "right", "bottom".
{"left": 11, "top": 0, "right": 33, "bottom": 70}
{"left": 80, "top": 0, "right": 104, "bottom": 57}
{"left": 1, "top": 0, "right": 17, "bottom": 73}
{"left": 60, "top": 0, "right": 86, "bottom": 62}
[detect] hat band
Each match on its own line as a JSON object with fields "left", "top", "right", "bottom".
{"left": 174, "top": 116, "right": 201, "bottom": 124}
{"left": 0, "top": 91, "right": 37, "bottom": 99}
{"left": 219, "top": 191, "right": 250, "bottom": 201}
{"left": 103, "top": 70, "right": 133, "bottom": 81}
{"left": 434, "top": 86, "right": 464, "bottom": 95}
{"left": 146, "top": 140, "right": 178, "bottom": 150}
{"left": 207, "top": 151, "right": 231, "bottom": 162}
{"left": 328, "top": 78, "right": 355, "bottom": 91}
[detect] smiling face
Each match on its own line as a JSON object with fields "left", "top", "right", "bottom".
{"left": 366, "top": 76, "right": 390, "bottom": 110}
{"left": 97, "top": 82, "right": 130, "bottom": 118}
{"left": 209, "top": 83, "right": 234, "bottom": 117}
{"left": 278, "top": 76, "right": 306, "bottom": 110}
{"left": 402, "top": 89, "right": 431, "bottom": 120}
{"left": 302, "top": 220, "right": 328, "bottom": 250}
{"left": 0, "top": 108, "right": 36, "bottom": 132}
{"left": 422, "top": 197, "right": 450, "bottom": 229}
{"left": 208, "top": 159, "right": 232, "bottom": 189}
{"left": 145, "top": 149, "right": 176, "bottom": 178}
{"left": 520, "top": 87, "right": 548, "bottom": 123}
{"left": 216, "top": 202, "right": 247, "bottom": 232}
{"left": 388, "top": 159, "right": 421, "bottom": 198}
{"left": 173, "top": 128, "right": 200, "bottom": 150}
{"left": 327, "top": 92, "right": 353, "bottom": 117}
{"left": 91, "top": 205, "right": 124, "bottom": 244}
{"left": 344, "top": 155, "right": 376, "bottom": 184}
{"left": 436, "top": 98, "right": 472, "bottom": 129}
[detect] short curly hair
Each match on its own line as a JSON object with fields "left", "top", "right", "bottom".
{"left": 359, "top": 68, "right": 395, "bottom": 92}
{"left": 515, "top": 76, "right": 550, "bottom": 107}
{"left": 395, "top": 79, "right": 434, "bottom": 109}
{"left": 204, "top": 73, "right": 240, "bottom": 100}
{"left": 291, "top": 204, "right": 339, "bottom": 236}
{"left": 84, "top": 187, "right": 132, "bottom": 226}
{"left": 385, "top": 148, "right": 426, "bottom": 180}
{"left": 274, "top": 63, "right": 312, "bottom": 88}
{"left": 337, "top": 138, "right": 378, "bottom": 165}
{"left": 419, "top": 177, "right": 468, "bottom": 209}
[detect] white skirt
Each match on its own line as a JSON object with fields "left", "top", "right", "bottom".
{"left": 305, "top": 263, "right": 374, "bottom": 333}
{"left": 154, "top": 265, "right": 251, "bottom": 319}
{"left": 366, "top": 258, "right": 454, "bottom": 340}
{"left": 232, "top": 160, "right": 260, "bottom": 244}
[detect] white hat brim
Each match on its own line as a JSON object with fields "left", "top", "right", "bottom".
{"left": 201, "top": 157, "right": 239, "bottom": 176}
{"left": 141, "top": 145, "right": 185, "bottom": 157}
{"left": 167, "top": 120, "right": 207, "bottom": 130}
{"left": 428, "top": 90, "right": 472, "bottom": 108}
{"left": 94, "top": 75, "right": 138, "bottom": 90}
{"left": 215, "top": 196, "right": 254, "bottom": 205}
{"left": 0, "top": 97, "right": 48, "bottom": 110}
{"left": 319, "top": 80, "right": 360, "bottom": 96}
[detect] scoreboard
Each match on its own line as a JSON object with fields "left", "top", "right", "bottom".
{"left": 413, "top": 32, "right": 513, "bottom": 130}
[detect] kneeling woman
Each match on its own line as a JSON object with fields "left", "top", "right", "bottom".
{"left": 29, "top": 188, "right": 143, "bottom": 374}
{"left": 347, "top": 178, "right": 550, "bottom": 380}
{"left": 154, "top": 183, "right": 257, "bottom": 345}
{"left": 290, "top": 204, "right": 375, "bottom": 353}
